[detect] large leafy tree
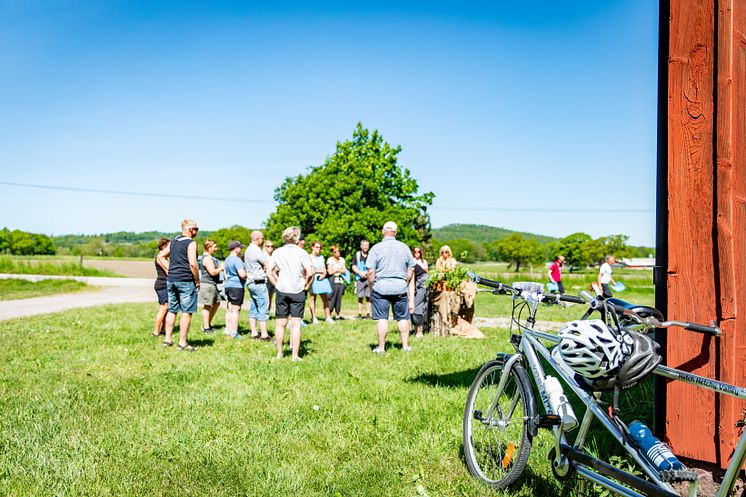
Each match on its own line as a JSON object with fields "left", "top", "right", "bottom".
{"left": 554, "top": 232, "right": 631, "bottom": 271}
{"left": 264, "top": 123, "right": 434, "bottom": 257}
{"left": 201, "top": 225, "right": 253, "bottom": 259}
{"left": 497, "top": 233, "right": 545, "bottom": 272}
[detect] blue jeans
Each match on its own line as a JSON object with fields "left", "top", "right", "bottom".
{"left": 167, "top": 281, "right": 198, "bottom": 314}
{"left": 246, "top": 282, "right": 269, "bottom": 321}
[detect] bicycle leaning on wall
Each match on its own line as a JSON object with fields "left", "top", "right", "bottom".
{"left": 462, "top": 272, "right": 746, "bottom": 497}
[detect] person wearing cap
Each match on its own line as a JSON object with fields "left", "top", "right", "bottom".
{"left": 268, "top": 226, "right": 314, "bottom": 361}
{"left": 244, "top": 230, "right": 271, "bottom": 340}
{"left": 366, "top": 221, "right": 416, "bottom": 353}
{"left": 163, "top": 219, "right": 200, "bottom": 352}
{"left": 224, "top": 240, "right": 248, "bottom": 339}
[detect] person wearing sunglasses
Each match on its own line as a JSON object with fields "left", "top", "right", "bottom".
{"left": 409, "top": 247, "right": 429, "bottom": 338}
{"left": 263, "top": 240, "right": 275, "bottom": 310}
{"left": 163, "top": 219, "right": 200, "bottom": 352}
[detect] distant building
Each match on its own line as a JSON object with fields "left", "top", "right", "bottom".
{"left": 619, "top": 257, "right": 655, "bottom": 270}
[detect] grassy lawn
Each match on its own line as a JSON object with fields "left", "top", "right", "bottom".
{"left": 0, "top": 278, "right": 91, "bottom": 300}
{"left": 0, "top": 256, "right": 120, "bottom": 277}
{"left": 0, "top": 292, "right": 655, "bottom": 496}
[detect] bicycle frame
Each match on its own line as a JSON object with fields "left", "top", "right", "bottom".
{"left": 495, "top": 322, "right": 746, "bottom": 497}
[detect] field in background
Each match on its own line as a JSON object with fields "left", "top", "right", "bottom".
{"left": 0, "top": 256, "right": 120, "bottom": 277}
{"left": 0, "top": 278, "right": 91, "bottom": 300}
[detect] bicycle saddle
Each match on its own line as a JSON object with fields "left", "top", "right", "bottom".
{"left": 607, "top": 298, "right": 664, "bottom": 321}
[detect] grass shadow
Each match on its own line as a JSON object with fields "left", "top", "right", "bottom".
{"left": 408, "top": 366, "right": 482, "bottom": 388}
{"left": 297, "top": 338, "right": 314, "bottom": 357}
{"left": 188, "top": 337, "right": 216, "bottom": 347}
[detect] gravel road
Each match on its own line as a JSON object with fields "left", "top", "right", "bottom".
{"left": 0, "top": 274, "right": 155, "bottom": 321}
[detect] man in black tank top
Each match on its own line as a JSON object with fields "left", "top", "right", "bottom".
{"left": 164, "top": 219, "right": 201, "bottom": 352}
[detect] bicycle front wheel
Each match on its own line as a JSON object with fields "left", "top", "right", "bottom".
{"left": 463, "top": 358, "right": 533, "bottom": 489}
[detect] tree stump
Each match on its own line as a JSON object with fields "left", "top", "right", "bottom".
{"left": 428, "top": 281, "right": 479, "bottom": 337}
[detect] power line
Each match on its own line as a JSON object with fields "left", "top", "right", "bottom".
{"left": 431, "top": 206, "right": 654, "bottom": 213}
{"left": 0, "top": 181, "right": 275, "bottom": 204}
{"left": 0, "top": 180, "right": 654, "bottom": 213}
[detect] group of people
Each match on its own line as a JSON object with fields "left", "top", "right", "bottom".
{"left": 547, "top": 254, "right": 619, "bottom": 298}
{"left": 152, "top": 219, "right": 437, "bottom": 360}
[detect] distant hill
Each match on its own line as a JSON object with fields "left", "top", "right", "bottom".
{"left": 431, "top": 224, "right": 557, "bottom": 245}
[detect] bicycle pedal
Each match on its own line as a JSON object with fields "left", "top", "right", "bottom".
{"left": 537, "top": 414, "right": 562, "bottom": 429}
{"left": 659, "top": 469, "right": 698, "bottom": 482}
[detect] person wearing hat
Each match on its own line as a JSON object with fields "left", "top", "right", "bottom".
{"left": 366, "top": 221, "right": 416, "bottom": 354}
{"left": 224, "top": 240, "right": 247, "bottom": 339}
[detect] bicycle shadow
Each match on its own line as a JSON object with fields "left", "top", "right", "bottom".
{"left": 457, "top": 443, "right": 566, "bottom": 495}
{"left": 408, "top": 366, "right": 482, "bottom": 388}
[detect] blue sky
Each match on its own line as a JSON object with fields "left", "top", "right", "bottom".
{"left": 0, "top": 1, "right": 659, "bottom": 245}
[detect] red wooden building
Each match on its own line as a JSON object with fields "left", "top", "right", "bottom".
{"left": 657, "top": 0, "right": 746, "bottom": 467}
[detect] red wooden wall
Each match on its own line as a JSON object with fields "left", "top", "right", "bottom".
{"left": 665, "top": 0, "right": 746, "bottom": 467}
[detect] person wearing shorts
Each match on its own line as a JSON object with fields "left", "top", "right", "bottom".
{"left": 164, "top": 219, "right": 200, "bottom": 351}
{"left": 351, "top": 240, "right": 371, "bottom": 319}
{"left": 366, "top": 221, "right": 416, "bottom": 354}
{"left": 198, "top": 240, "right": 224, "bottom": 333}
{"left": 224, "top": 240, "right": 247, "bottom": 339}
{"left": 152, "top": 238, "right": 170, "bottom": 337}
{"left": 268, "top": 226, "right": 313, "bottom": 361}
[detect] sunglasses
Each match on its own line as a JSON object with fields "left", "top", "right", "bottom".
{"left": 190, "top": 227, "right": 199, "bottom": 232}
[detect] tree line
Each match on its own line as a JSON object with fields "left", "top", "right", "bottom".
{"left": 435, "top": 232, "right": 654, "bottom": 271}
{"left": 0, "top": 228, "right": 55, "bottom": 256}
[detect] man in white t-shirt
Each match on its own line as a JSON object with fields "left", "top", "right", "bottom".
{"left": 598, "top": 255, "right": 617, "bottom": 298}
{"left": 268, "top": 226, "right": 314, "bottom": 361}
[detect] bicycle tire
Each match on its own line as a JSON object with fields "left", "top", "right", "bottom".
{"left": 463, "top": 358, "right": 533, "bottom": 489}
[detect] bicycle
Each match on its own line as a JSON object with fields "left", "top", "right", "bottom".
{"left": 462, "top": 272, "right": 746, "bottom": 497}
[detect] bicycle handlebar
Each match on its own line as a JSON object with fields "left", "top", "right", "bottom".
{"left": 469, "top": 271, "right": 722, "bottom": 337}
{"left": 468, "top": 271, "right": 584, "bottom": 304}
{"left": 655, "top": 320, "right": 722, "bottom": 337}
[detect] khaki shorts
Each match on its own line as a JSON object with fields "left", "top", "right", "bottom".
{"left": 199, "top": 284, "right": 220, "bottom": 305}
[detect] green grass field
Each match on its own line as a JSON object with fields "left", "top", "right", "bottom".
{"left": 0, "top": 278, "right": 91, "bottom": 300}
{"left": 0, "top": 256, "right": 120, "bottom": 277}
{"left": 0, "top": 292, "right": 655, "bottom": 496}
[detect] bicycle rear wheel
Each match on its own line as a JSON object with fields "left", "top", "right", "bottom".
{"left": 463, "top": 358, "right": 533, "bottom": 489}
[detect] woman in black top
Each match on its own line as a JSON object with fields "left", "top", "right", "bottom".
{"left": 152, "top": 238, "right": 170, "bottom": 337}
{"left": 409, "top": 247, "right": 429, "bottom": 338}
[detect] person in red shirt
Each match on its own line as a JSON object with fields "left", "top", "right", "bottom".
{"left": 548, "top": 255, "right": 565, "bottom": 294}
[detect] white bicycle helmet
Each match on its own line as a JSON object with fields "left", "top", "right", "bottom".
{"left": 557, "top": 320, "right": 625, "bottom": 380}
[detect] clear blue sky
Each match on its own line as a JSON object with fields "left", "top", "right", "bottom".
{"left": 0, "top": 1, "right": 659, "bottom": 246}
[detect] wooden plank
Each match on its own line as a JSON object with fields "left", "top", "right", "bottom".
{"left": 666, "top": 0, "right": 719, "bottom": 463}
{"left": 716, "top": 0, "right": 746, "bottom": 467}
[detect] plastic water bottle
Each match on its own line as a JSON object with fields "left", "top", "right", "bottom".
{"left": 628, "top": 420, "right": 683, "bottom": 471}
{"left": 544, "top": 376, "right": 578, "bottom": 430}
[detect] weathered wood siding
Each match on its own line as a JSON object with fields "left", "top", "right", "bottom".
{"left": 666, "top": 0, "right": 746, "bottom": 467}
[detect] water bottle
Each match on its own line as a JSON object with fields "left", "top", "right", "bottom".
{"left": 628, "top": 420, "right": 684, "bottom": 471}
{"left": 544, "top": 376, "right": 578, "bottom": 430}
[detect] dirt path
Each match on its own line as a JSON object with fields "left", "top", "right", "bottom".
{"left": 0, "top": 274, "right": 155, "bottom": 321}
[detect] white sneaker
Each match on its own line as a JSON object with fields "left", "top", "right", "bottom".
{"left": 372, "top": 347, "right": 385, "bottom": 354}
{"left": 402, "top": 346, "right": 412, "bottom": 353}
{"left": 312, "top": 317, "right": 319, "bottom": 324}
{"left": 325, "top": 318, "right": 335, "bottom": 324}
